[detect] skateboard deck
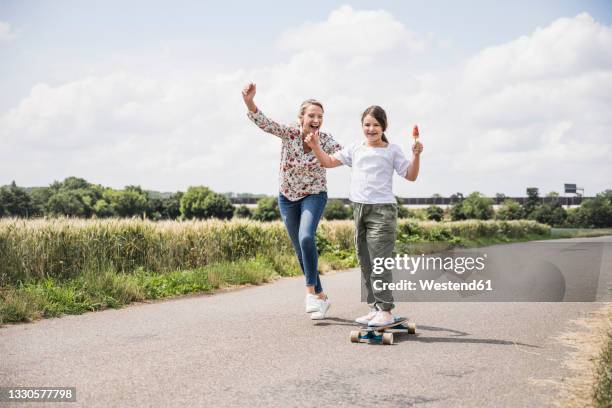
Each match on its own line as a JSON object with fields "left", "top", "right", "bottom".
{"left": 350, "top": 316, "right": 416, "bottom": 345}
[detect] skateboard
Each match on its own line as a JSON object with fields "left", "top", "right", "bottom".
{"left": 350, "top": 316, "right": 416, "bottom": 345}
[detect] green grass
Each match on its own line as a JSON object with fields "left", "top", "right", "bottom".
{"left": 0, "top": 256, "right": 288, "bottom": 325}
{"left": 551, "top": 228, "right": 612, "bottom": 239}
{"left": 593, "top": 331, "right": 612, "bottom": 408}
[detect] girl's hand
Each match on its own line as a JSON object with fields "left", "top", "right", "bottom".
{"left": 304, "top": 130, "right": 319, "bottom": 148}
{"left": 242, "top": 83, "right": 256, "bottom": 104}
{"left": 412, "top": 141, "right": 423, "bottom": 156}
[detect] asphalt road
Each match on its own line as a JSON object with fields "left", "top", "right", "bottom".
{"left": 1, "top": 236, "right": 611, "bottom": 407}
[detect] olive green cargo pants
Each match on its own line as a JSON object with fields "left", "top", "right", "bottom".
{"left": 353, "top": 202, "right": 397, "bottom": 312}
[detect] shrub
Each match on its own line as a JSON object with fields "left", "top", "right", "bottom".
{"left": 496, "top": 199, "right": 524, "bottom": 221}
{"left": 180, "top": 186, "right": 233, "bottom": 220}
{"left": 235, "top": 205, "right": 253, "bottom": 219}
{"left": 252, "top": 197, "right": 280, "bottom": 221}
{"left": 425, "top": 205, "right": 444, "bottom": 221}
{"left": 461, "top": 192, "right": 494, "bottom": 220}
{"left": 323, "top": 199, "right": 351, "bottom": 220}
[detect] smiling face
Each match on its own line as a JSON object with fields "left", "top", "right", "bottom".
{"left": 300, "top": 104, "right": 324, "bottom": 135}
{"left": 362, "top": 114, "right": 384, "bottom": 144}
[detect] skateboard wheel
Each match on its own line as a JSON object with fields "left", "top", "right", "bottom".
{"left": 406, "top": 322, "right": 416, "bottom": 334}
{"left": 350, "top": 330, "right": 361, "bottom": 343}
{"left": 382, "top": 332, "right": 394, "bottom": 345}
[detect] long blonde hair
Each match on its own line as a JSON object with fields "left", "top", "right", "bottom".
{"left": 295, "top": 99, "right": 324, "bottom": 130}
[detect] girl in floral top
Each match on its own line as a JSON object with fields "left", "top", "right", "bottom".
{"left": 242, "top": 83, "right": 342, "bottom": 320}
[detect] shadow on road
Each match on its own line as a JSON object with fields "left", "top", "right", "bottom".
{"left": 313, "top": 319, "right": 540, "bottom": 348}
{"left": 312, "top": 317, "right": 356, "bottom": 327}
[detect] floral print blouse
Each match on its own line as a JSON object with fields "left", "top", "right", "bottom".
{"left": 247, "top": 109, "right": 342, "bottom": 201}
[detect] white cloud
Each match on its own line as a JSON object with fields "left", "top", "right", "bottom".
{"left": 0, "top": 9, "right": 610, "bottom": 197}
{"left": 462, "top": 13, "right": 612, "bottom": 93}
{"left": 277, "top": 5, "right": 423, "bottom": 57}
{"left": 0, "top": 21, "right": 17, "bottom": 41}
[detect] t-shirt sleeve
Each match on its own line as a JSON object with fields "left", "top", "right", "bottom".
{"left": 393, "top": 145, "right": 411, "bottom": 176}
{"left": 332, "top": 143, "right": 354, "bottom": 167}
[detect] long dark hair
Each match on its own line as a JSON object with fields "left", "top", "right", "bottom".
{"left": 361, "top": 105, "right": 389, "bottom": 143}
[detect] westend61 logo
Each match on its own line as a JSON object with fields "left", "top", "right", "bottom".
{"left": 371, "top": 254, "right": 492, "bottom": 293}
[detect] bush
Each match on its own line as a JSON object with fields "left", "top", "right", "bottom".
{"left": 0, "top": 182, "right": 35, "bottom": 218}
{"left": 577, "top": 191, "right": 612, "bottom": 228}
{"left": 323, "top": 199, "right": 351, "bottom": 220}
{"left": 235, "top": 205, "right": 253, "bottom": 219}
{"left": 530, "top": 203, "right": 567, "bottom": 227}
{"left": 425, "top": 205, "right": 444, "bottom": 221}
{"left": 46, "top": 191, "right": 87, "bottom": 217}
{"left": 496, "top": 199, "right": 524, "bottom": 220}
{"left": 450, "top": 202, "right": 466, "bottom": 221}
{"left": 461, "top": 192, "right": 494, "bottom": 220}
{"left": 180, "top": 186, "right": 233, "bottom": 220}
{"left": 252, "top": 197, "right": 280, "bottom": 221}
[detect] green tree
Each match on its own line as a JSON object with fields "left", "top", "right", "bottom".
{"left": 452, "top": 192, "right": 493, "bottom": 220}
{"left": 59, "top": 176, "right": 90, "bottom": 190}
{"left": 252, "top": 197, "right": 280, "bottom": 221}
{"left": 235, "top": 205, "right": 253, "bottom": 219}
{"left": 93, "top": 199, "right": 115, "bottom": 218}
{"left": 495, "top": 199, "right": 524, "bottom": 220}
{"left": 103, "top": 188, "right": 148, "bottom": 217}
{"left": 180, "top": 186, "right": 233, "bottom": 220}
{"left": 323, "top": 199, "right": 351, "bottom": 220}
{"left": 462, "top": 192, "right": 494, "bottom": 220}
{"left": 46, "top": 190, "right": 86, "bottom": 217}
{"left": 574, "top": 190, "right": 612, "bottom": 227}
{"left": 530, "top": 203, "right": 567, "bottom": 226}
{"left": 201, "top": 193, "right": 234, "bottom": 220}
{"left": 162, "top": 192, "right": 182, "bottom": 219}
{"left": 28, "top": 187, "right": 53, "bottom": 217}
{"left": 0, "top": 181, "right": 35, "bottom": 217}
{"left": 180, "top": 186, "right": 213, "bottom": 219}
{"left": 450, "top": 203, "right": 466, "bottom": 221}
{"left": 145, "top": 197, "right": 165, "bottom": 220}
{"left": 425, "top": 205, "right": 444, "bottom": 221}
{"left": 523, "top": 187, "right": 540, "bottom": 218}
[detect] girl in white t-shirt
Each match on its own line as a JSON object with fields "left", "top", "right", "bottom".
{"left": 305, "top": 105, "right": 423, "bottom": 326}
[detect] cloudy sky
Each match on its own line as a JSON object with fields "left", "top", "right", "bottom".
{"left": 1, "top": 0, "right": 611, "bottom": 198}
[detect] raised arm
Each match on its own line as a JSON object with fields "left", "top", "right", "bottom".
{"left": 305, "top": 131, "right": 343, "bottom": 168}
{"left": 242, "top": 83, "right": 258, "bottom": 113}
{"left": 405, "top": 141, "right": 423, "bottom": 181}
{"left": 242, "top": 82, "right": 298, "bottom": 140}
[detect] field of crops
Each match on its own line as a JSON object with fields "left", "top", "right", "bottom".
{"left": 0, "top": 217, "right": 550, "bottom": 286}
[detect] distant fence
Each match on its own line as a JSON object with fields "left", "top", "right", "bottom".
{"left": 230, "top": 196, "right": 590, "bottom": 206}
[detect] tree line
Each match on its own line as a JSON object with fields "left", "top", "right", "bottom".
{"left": 0, "top": 178, "right": 610, "bottom": 227}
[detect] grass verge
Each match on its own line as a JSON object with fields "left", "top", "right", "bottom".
{"left": 593, "top": 330, "right": 612, "bottom": 408}
{"left": 0, "top": 256, "right": 289, "bottom": 325}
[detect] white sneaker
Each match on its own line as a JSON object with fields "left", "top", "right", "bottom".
{"left": 368, "top": 311, "right": 395, "bottom": 327}
{"left": 355, "top": 309, "right": 378, "bottom": 325}
{"left": 305, "top": 294, "right": 320, "bottom": 313}
{"left": 311, "top": 297, "right": 331, "bottom": 320}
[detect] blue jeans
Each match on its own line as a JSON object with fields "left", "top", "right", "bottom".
{"left": 278, "top": 192, "right": 328, "bottom": 294}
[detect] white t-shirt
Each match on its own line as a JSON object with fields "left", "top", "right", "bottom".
{"left": 333, "top": 142, "right": 411, "bottom": 204}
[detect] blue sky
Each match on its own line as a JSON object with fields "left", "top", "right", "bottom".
{"left": 1, "top": 1, "right": 611, "bottom": 197}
